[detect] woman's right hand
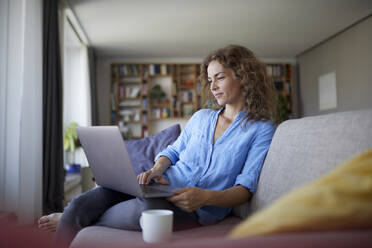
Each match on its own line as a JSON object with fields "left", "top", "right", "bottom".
{"left": 137, "top": 168, "right": 169, "bottom": 185}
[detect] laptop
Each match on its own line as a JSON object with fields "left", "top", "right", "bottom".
{"left": 76, "top": 126, "right": 174, "bottom": 198}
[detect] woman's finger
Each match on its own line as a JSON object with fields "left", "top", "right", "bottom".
{"left": 137, "top": 173, "right": 142, "bottom": 183}
{"left": 139, "top": 171, "right": 150, "bottom": 184}
{"left": 139, "top": 173, "right": 145, "bottom": 184}
{"left": 145, "top": 172, "right": 155, "bottom": 184}
{"left": 39, "top": 223, "right": 55, "bottom": 230}
{"left": 167, "top": 193, "right": 186, "bottom": 203}
{"left": 144, "top": 171, "right": 152, "bottom": 184}
{"left": 138, "top": 173, "right": 145, "bottom": 184}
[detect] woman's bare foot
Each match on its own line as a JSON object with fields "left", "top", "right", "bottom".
{"left": 38, "top": 213, "right": 62, "bottom": 232}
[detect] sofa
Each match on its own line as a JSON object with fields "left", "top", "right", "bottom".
{"left": 71, "top": 109, "right": 372, "bottom": 248}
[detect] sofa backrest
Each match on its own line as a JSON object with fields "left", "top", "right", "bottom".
{"left": 233, "top": 108, "right": 372, "bottom": 218}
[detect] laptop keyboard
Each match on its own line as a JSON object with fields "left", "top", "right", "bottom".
{"left": 143, "top": 187, "right": 168, "bottom": 194}
{"left": 141, "top": 185, "right": 171, "bottom": 195}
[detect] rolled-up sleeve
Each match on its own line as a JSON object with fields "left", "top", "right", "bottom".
{"left": 154, "top": 111, "right": 199, "bottom": 164}
{"left": 234, "top": 122, "right": 275, "bottom": 193}
{"left": 154, "top": 131, "right": 188, "bottom": 164}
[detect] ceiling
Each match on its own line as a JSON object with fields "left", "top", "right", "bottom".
{"left": 68, "top": 0, "right": 372, "bottom": 59}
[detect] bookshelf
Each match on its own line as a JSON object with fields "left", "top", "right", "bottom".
{"left": 110, "top": 62, "right": 293, "bottom": 138}
{"left": 266, "top": 63, "right": 294, "bottom": 119}
{"left": 110, "top": 63, "right": 202, "bottom": 138}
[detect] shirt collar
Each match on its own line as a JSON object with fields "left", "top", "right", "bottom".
{"left": 217, "top": 107, "right": 247, "bottom": 121}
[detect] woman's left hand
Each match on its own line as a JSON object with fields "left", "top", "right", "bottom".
{"left": 166, "top": 187, "right": 210, "bottom": 212}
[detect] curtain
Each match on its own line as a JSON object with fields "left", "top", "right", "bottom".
{"left": 42, "top": 0, "right": 64, "bottom": 214}
{"left": 88, "top": 47, "right": 99, "bottom": 125}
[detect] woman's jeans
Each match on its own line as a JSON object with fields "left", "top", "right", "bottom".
{"left": 55, "top": 186, "right": 199, "bottom": 248}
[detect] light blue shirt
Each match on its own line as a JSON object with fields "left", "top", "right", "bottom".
{"left": 154, "top": 108, "right": 276, "bottom": 225}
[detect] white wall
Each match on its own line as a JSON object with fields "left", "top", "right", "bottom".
{"left": 298, "top": 16, "right": 372, "bottom": 116}
{"left": 0, "top": 0, "right": 42, "bottom": 224}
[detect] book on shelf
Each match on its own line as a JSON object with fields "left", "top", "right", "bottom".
{"left": 130, "top": 86, "right": 140, "bottom": 98}
{"left": 142, "top": 113, "right": 147, "bottom": 125}
{"left": 120, "top": 85, "right": 140, "bottom": 98}
{"left": 119, "top": 64, "right": 139, "bottom": 75}
{"left": 119, "top": 65, "right": 127, "bottom": 75}
{"left": 149, "top": 64, "right": 155, "bottom": 75}
{"left": 171, "top": 82, "right": 178, "bottom": 95}
{"left": 119, "top": 109, "right": 140, "bottom": 122}
{"left": 119, "top": 109, "right": 132, "bottom": 121}
{"left": 181, "top": 80, "right": 194, "bottom": 88}
{"left": 160, "top": 64, "right": 167, "bottom": 75}
{"left": 172, "top": 66, "right": 178, "bottom": 77}
{"left": 141, "top": 83, "right": 148, "bottom": 95}
{"left": 162, "top": 109, "right": 169, "bottom": 118}
{"left": 180, "top": 90, "right": 193, "bottom": 102}
{"left": 119, "top": 85, "right": 125, "bottom": 98}
{"left": 143, "top": 67, "right": 148, "bottom": 78}
{"left": 150, "top": 107, "right": 171, "bottom": 119}
{"left": 173, "top": 96, "right": 179, "bottom": 110}
{"left": 266, "top": 64, "right": 285, "bottom": 77}
{"left": 142, "top": 98, "right": 148, "bottom": 109}
{"left": 149, "top": 64, "right": 162, "bottom": 75}
{"left": 150, "top": 108, "right": 158, "bottom": 119}
{"left": 134, "top": 111, "right": 140, "bottom": 121}
{"left": 155, "top": 65, "right": 161, "bottom": 74}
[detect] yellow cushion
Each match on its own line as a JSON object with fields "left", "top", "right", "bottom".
{"left": 229, "top": 149, "right": 372, "bottom": 238}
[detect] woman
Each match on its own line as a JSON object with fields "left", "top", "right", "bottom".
{"left": 40, "top": 44, "right": 276, "bottom": 247}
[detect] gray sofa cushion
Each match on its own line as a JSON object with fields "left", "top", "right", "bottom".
{"left": 249, "top": 108, "right": 372, "bottom": 215}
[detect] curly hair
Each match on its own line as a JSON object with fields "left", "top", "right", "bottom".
{"left": 199, "top": 45, "right": 276, "bottom": 125}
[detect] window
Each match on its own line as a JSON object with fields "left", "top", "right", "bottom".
{"left": 63, "top": 13, "right": 91, "bottom": 166}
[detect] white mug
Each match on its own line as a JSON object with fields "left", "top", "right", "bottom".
{"left": 139, "top": 209, "right": 173, "bottom": 243}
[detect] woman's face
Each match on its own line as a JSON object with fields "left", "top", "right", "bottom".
{"left": 207, "top": 60, "right": 243, "bottom": 107}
